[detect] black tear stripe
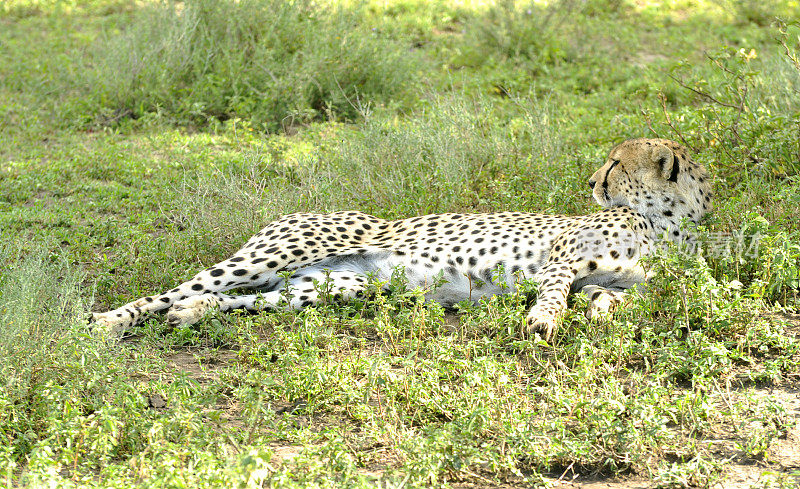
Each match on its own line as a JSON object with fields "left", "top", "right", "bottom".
{"left": 601, "top": 160, "right": 619, "bottom": 189}
{"left": 668, "top": 152, "right": 680, "bottom": 182}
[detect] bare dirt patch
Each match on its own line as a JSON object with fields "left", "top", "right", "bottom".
{"left": 163, "top": 348, "right": 239, "bottom": 383}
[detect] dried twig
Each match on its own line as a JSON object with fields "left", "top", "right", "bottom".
{"left": 778, "top": 29, "right": 800, "bottom": 95}
{"left": 640, "top": 105, "right": 660, "bottom": 138}
{"left": 658, "top": 92, "right": 697, "bottom": 153}
{"left": 780, "top": 37, "right": 800, "bottom": 72}
{"left": 667, "top": 73, "right": 740, "bottom": 110}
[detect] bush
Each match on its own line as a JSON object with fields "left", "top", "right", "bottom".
{"left": 88, "top": 0, "right": 421, "bottom": 131}
{"left": 451, "top": 0, "right": 579, "bottom": 70}
{"left": 650, "top": 23, "right": 800, "bottom": 177}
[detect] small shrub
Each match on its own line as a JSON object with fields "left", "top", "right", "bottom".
{"left": 452, "top": 0, "right": 579, "bottom": 69}
{"left": 88, "top": 0, "right": 421, "bottom": 131}
{"left": 652, "top": 24, "right": 800, "bottom": 177}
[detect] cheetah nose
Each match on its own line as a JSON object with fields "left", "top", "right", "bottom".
{"left": 588, "top": 179, "right": 596, "bottom": 189}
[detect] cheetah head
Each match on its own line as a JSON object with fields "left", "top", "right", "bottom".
{"left": 588, "top": 138, "right": 712, "bottom": 224}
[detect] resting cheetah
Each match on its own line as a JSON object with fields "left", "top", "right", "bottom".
{"left": 93, "top": 138, "right": 711, "bottom": 341}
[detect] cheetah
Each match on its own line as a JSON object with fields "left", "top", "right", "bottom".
{"left": 92, "top": 138, "right": 711, "bottom": 341}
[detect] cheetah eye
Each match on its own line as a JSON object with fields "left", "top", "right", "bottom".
{"left": 609, "top": 160, "right": 620, "bottom": 170}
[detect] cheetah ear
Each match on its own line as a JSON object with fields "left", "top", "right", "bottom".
{"left": 654, "top": 145, "right": 679, "bottom": 183}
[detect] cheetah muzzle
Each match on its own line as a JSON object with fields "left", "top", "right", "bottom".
{"left": 92, "top": 138, "right": 712, "bottom": 342}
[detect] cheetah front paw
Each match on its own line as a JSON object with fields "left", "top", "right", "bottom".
{"left": 524, "top": 306, "right": 559, "bottom": 342}
{"left": 166, "top": 294, "right": 219, "bottom": 327}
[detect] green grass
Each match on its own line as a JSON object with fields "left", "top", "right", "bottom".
{"left": 1, "top": 0, "right": 800, "bottom": 487}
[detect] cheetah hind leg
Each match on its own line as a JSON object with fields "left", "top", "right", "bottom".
{"left": 581, "top": 285, "right": 627, "bottom": 322}
{"left": 165, "top": 269, "right": 370, "bottom": 327}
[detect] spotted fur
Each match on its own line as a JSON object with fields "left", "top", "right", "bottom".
{"left": 92, "top": 138, "right": 711, "bottom": 341}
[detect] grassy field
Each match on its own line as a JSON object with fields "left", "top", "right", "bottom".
{"left": 2, "top": 0, "right": 800, "bottom": 487}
